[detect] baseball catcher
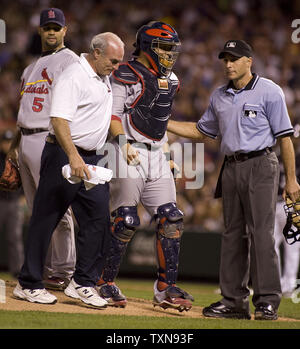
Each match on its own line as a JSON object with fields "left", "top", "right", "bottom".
{"left": 95, "top": 21, "right": 194, "bottom": 312}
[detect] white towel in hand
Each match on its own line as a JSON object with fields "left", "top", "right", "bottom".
{"left": 62, "top": 164, "right": 113, "bottom": 190}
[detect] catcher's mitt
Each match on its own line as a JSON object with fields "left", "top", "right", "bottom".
{"left": 0, "top": 158, "right": 22, "bottom": 191}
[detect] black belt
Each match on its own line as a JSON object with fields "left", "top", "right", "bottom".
{"left": 226, "top": 147, "right": 273, "bottom": 163}
{"left": 46, "top": 133, "right": 97, "bottom": 156}
{"left": 20, "top": 127, "right": 48, "bottom": 135}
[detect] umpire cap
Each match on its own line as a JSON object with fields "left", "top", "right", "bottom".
{"left": 218, "top": 40, "right": 252, "bottom": 59}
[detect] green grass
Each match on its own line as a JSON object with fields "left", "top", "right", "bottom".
{"left": 0, "top": 309, "right": 299, "bottom": 329}
{"left": 0, "top": 273, "right": 299, "bottom": 329}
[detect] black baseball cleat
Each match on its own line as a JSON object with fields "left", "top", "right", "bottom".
{"left": 96, "top": 283, "right": 127, "bottom": 308}
{"left": 202, "top": 301, "right": 251, "bottom": 320}
{"left": 153, "top": 280, "right": 194, "bottom": 312}
{"left": 254, "top": 303, "right": 278, "bottom": 320}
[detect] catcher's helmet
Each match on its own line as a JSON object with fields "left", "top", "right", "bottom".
{"left": 283, "top": 197, "right": 300, "bottom": 244}
{"left": 133, "top": 21, "right": 181, "bottom": 77}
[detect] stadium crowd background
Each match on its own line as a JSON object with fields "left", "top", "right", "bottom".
{"left": 0, "top": 0, "right": 300, "bottom": 232}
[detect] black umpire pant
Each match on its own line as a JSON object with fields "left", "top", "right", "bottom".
{"left": 19, "top": 141, "right": 110, "bottom": 289}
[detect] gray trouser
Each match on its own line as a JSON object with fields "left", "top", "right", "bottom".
{"left": 220, "top": 151, "right": 281, "bottom": 310}
{"left": 0, "top": 198, "right": 24, "bottom": 275}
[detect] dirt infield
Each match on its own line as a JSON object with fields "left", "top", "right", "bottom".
{"left": 1, "top": 281, "right": 204, "bottom": 318}
{"left": 1, "top": 281, "right": 299, "bottom": 322}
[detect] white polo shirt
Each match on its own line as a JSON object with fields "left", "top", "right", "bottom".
{"left": 49, "top": 53, "right": 112, "bottom": 151}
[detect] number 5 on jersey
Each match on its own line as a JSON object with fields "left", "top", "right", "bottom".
{"left": 32, "top": 97, "right": 44, "bottom": 112}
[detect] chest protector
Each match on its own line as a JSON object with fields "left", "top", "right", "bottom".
{"left": 112, "top": 60, "right": 179, "bottom": 141}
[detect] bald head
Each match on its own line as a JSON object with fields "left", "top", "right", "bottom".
{"left": 88, "top": 32, "right": 125, "bottom": 76}
{"left": 89, "top": 32, "right": 124, "bottom": 55}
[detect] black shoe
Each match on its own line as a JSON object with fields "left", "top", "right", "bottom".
{"left": 96, "top": 283, "right": 127, "bottom": 308}
{"left": 254, "top": 303, "right": 278, "bottom": 320}
{"left": 203, "top": 301, "right": 251, "bottom": 320}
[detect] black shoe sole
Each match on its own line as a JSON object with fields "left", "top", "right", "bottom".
{"left": 153, "top": 298, "right": 193, "bottom": 312}
{"left": 203, "top": 309, "right": 251, "bottom": 320}
{"left": 107, "top": 301, "right": 127, "bottom": 308}
{"left": 254, "top": 312, "right": 278, "bottom": 320}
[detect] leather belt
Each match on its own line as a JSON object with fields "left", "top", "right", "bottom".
{"left": 226, "top": 147, "right": 273, "bottom": 163}
{"left": 46, "top": 133, "right": 97, "bottom": 156}
{"left": 20, "top": 127, "right": 48, "bottom": 135}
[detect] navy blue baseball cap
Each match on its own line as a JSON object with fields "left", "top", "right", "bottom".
{"left": 40, "top": 8, "right": 65, "bottom": 27}
{"left": 218, "top": 40, "right": 252, "bottom": 59}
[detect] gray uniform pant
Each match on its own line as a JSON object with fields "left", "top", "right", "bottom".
{"left": 220, "top": 151, "right": 281, "bottom": 311}
{"left": 19, "top": 131, "right": 76, "bottom": 279}
{"left": 109, "top": 141, "right": 176, "bottom": 215}
{"left": 0, "top": 198, "right": 24, "bottom": 275}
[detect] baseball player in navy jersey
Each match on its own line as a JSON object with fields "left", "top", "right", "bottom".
{"left": 95, "top": 21, "right": 194, "bottom": 312}
{"left": 8, "top": 8, "right": 78, "bottom": 290}
{"left": 167, "top": 40, "right": 300, "bottom": 320}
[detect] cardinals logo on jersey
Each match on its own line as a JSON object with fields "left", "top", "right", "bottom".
{"left": 21, "top": 68, "right": 53, "bottom": 96}
{"left": 41, "top": 68, "right": 53, "bottom": 85}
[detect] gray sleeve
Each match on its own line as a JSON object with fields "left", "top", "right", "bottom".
{"left": 110, "top": 79, "right": 141, "bottom": 119}
{"left": 111, "top": 79, "right": 127, "bottom": 118}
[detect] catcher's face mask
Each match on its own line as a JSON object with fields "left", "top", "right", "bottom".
{"left": 133, "top": 21, "right": 181, "bottom": 77}
{"left": 151, "top": 40, "right": 180, "bottom": 72}
{"left": 283, "top": 197, "right": 300, "bottom": 244}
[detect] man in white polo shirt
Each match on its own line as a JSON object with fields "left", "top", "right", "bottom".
{"left": 167, "top": 40, "right": 300, "bottom": 320}
{"left": 13, "top": 32, "right": 124, "bottom": 308}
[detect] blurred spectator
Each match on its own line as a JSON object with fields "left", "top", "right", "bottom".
{"left": 1, "top": 0, "right": 300, "bottom": 232}
{"left": 0, "top": 130, "right": 25, "bottom": 277}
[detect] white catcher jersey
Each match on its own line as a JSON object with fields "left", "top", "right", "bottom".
{"left": 17, "top": 48, "right": 79, "bottom": 129}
